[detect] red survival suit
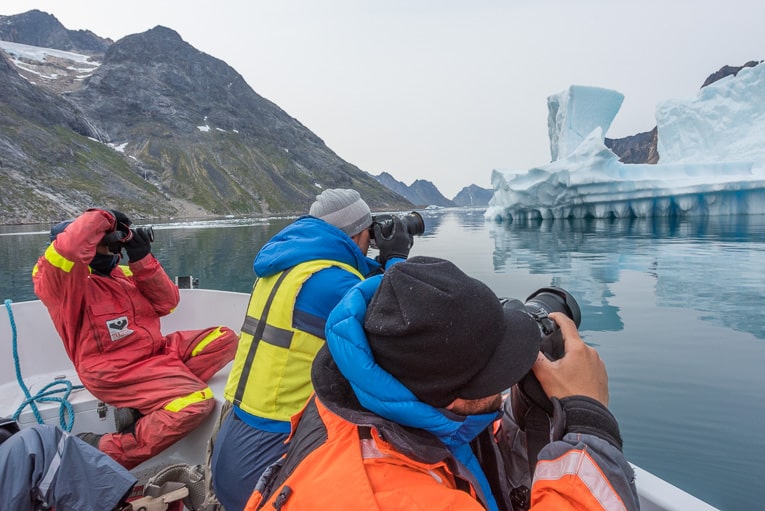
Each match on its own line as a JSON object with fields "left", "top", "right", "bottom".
{"left": 33, "top": 209, "right": 237, "bottom": 469}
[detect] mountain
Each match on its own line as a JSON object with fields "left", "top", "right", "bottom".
{"left": 372, "top": 172, "right": 454, "bottom": 207}
{"left": 373, "top": 171, "right": 492, "bottom": 207}
{"left": 0, "top": 9, "right": 111, "bottom": 54}
{"left": 604, "top": 127, "right": 659, "bottom": 164}
{"left": 605, "top": 61, "right": 761, "bottom": 164}
{"left": 0, "top": 11, "right": 412, "bottom": 224}
{"left": 452, "top": 185, "right": 493, "bottom": 207}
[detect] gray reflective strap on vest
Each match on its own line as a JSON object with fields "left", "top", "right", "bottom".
{"left": 234, "top": 268, "right": 294, "bottom": 404}
{"left": 241, "top": 317, "right": 294, "bottom": 348}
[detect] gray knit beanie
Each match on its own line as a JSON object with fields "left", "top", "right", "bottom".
{"left": 309, "top": 189, "right": 372, "bottom": 237}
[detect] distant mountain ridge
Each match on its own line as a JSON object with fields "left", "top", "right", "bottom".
{"left": 0, "top": 10, "right": 412, "bottom": 224}
{"left": 452, "top": 185, "right": 494, "bottom": 207}
{"left": 0, "top": 9, "right": 111, "bottom": 54}
{"left": 373, "top": 172, "right": 453, "bottom": 207}
{"left": 372, "top": 171, "right": 492, "bottom": 207}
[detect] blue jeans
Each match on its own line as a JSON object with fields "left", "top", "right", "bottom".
{"left": 210, "top": 411, "right": 290, "bottom": 511}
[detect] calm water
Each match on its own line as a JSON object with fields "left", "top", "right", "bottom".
{"left": 2, "top": 208, "right": 764, "bottom": 510}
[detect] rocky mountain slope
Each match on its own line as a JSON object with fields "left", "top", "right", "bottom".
{"left": 0, "top": 10, "right": 412, "bottom": 224}
{"left": 373, "top": 172, "right": 453, "bottom": 207}
{"left": 452, "top": 185, "right": 493, "bottom": 207}
{"left": 0, "top": 9, "right": 111, "bottom": 53}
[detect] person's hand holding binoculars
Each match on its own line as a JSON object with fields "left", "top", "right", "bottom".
{"left": 124, "top": 227, "right": 153, "bottom": 262}
{"left": 100, "top": 210, "right": 154, "bottom": 262}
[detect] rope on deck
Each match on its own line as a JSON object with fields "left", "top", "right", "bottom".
{"left": 5, "top": 299, "right": 84, "bottom": 432}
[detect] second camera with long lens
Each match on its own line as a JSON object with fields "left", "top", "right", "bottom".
{"left": 502, "top": 286, "right": 582, "bottom": 417}
{"left": 369, "top": 211, "right": 425, "bottom": 249}
{"left": 501, "top": 287, "right": 581, "bottom": 361}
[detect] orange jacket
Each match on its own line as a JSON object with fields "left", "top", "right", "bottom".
{"left": 245, "top": 396, "right": 490, "bottom": 510}
{"left": 244, "top": 348, "right": 639, "bottom": 511}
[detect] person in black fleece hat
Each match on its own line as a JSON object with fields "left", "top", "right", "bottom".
{"left": 363, "top": 256, "right": 542, "bottom": 410}
{"left": 243, "top": 256, "right": 639, "bottom": 511}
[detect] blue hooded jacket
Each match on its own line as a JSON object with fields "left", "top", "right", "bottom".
{"left": 325, "top": 276, "right": 502, "bottom": 511}
{"left": 252, "top": 216, "right": 381, "bottom": 339}
{"left": 234, "top": 216, "right": 381, "bottom": 432}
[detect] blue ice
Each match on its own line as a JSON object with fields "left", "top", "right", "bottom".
{"left": 486, "top": 64, "right": 765, "bottom": 221}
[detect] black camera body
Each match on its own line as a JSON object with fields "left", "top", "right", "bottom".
{"left": 503, "top": 286, "right": 581, "bottom": 417}
{"left": 369, "top": 211, "right": 425, "bottom": 248}
{"left": 504, "top": 288, "right": 582, "bottom": 511}
{"left": 501, "top": 287, "right": 581, "bottom": 362}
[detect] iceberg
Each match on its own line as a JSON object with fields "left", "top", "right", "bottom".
{"left": 547, "top": 86, "right": 624, "bottom": 162}
{"left": 486, "top": 64, "right": 765, "bottom": 221}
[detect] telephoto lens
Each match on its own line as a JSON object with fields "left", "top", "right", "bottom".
{"left": 500, "top": 287, "right": 581, "bottom": 361}
{"left": 400, "top": 211, "right": 425, "bottom": 237}
{"left": 370, "top": 211, "right": 425, "bottom": 240}
{"left": 522, "top": 287, "right": 581, "bottom": 336}
{"left": 504, "top": 287, "right": 582, "bottom": 425}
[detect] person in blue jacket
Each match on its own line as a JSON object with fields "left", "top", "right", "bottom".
{"left": 211, "top": 188, "right": 413, "bottom": 511}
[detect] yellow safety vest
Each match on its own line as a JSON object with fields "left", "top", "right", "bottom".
{"left": 224, "top": 259, "right": 364, "bottom": 422}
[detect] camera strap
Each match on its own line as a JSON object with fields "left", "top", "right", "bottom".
{"left": 511, "top": 376, "right": 566, "bottom": 476}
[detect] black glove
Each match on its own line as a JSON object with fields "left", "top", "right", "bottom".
{"left": 560, "top": 396, "right": 623, "bottom": 450}
{"left": 374, "top": 216, "right": 412, "bottom": 266}
{"left": 102, "top": 231, "right": 128, "bottom": 254}
{"left": 124, "top": 228, "right": 152, "bottom": 262}
{"left": 109, "top": 210, "right": 132, "bottom": 236}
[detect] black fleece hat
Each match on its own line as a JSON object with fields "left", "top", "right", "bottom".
{"left": 364, "top": 256, "right": 542, "bottom": 408}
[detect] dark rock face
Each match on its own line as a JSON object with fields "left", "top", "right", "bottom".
{"left": 0, "top": 13, "right": 411, "bottom": 223}
{"left": 0, "top": 9, "right": 112, "bottom": 54}
{"left": 373, "top": 172, "right": 454, "bottom": 207}
{"left": 0, "top": 52, "right": 84, "bottom": 130}
{"left": 605, "top": 127, "right": 659, "bottom": 164}
{"left": 701, "top": 61, "right": 760, "bottom": 88}
{"left": 408, "top": 180, "right": 455, "bottom": 207}
{"left": 373, "top": 171, "right": 412, "bottom": 200}
{"left": 452, "top": 185, "right": 493, "bottom": 207}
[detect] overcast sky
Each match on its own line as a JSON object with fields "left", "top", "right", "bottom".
{"left": 3, "top": 1, "right": 764, "bottom": 197}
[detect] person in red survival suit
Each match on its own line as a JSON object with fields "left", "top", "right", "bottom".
{"left": 32, "top": 208, "right": 238, "bottom": 469}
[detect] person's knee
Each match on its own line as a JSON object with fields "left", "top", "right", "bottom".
{"left": 192, "top": 396, "right": 216, "bottom": 418}
{"left": 164, "top": 390, "right": 216, "bottom": 425}
{"left": 218, "top": 327, "right": 238, "bottom": 353}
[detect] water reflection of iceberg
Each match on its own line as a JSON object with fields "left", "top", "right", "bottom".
{"left": 488, "top": 215, "right": 765, "bottom": 339}
{"left": 486, "top": 63, "right": 765, "bottom": 221}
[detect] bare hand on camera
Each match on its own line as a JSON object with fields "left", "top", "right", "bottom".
{"left": 531, "top": 312, "right": 609, "bottom": 406}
